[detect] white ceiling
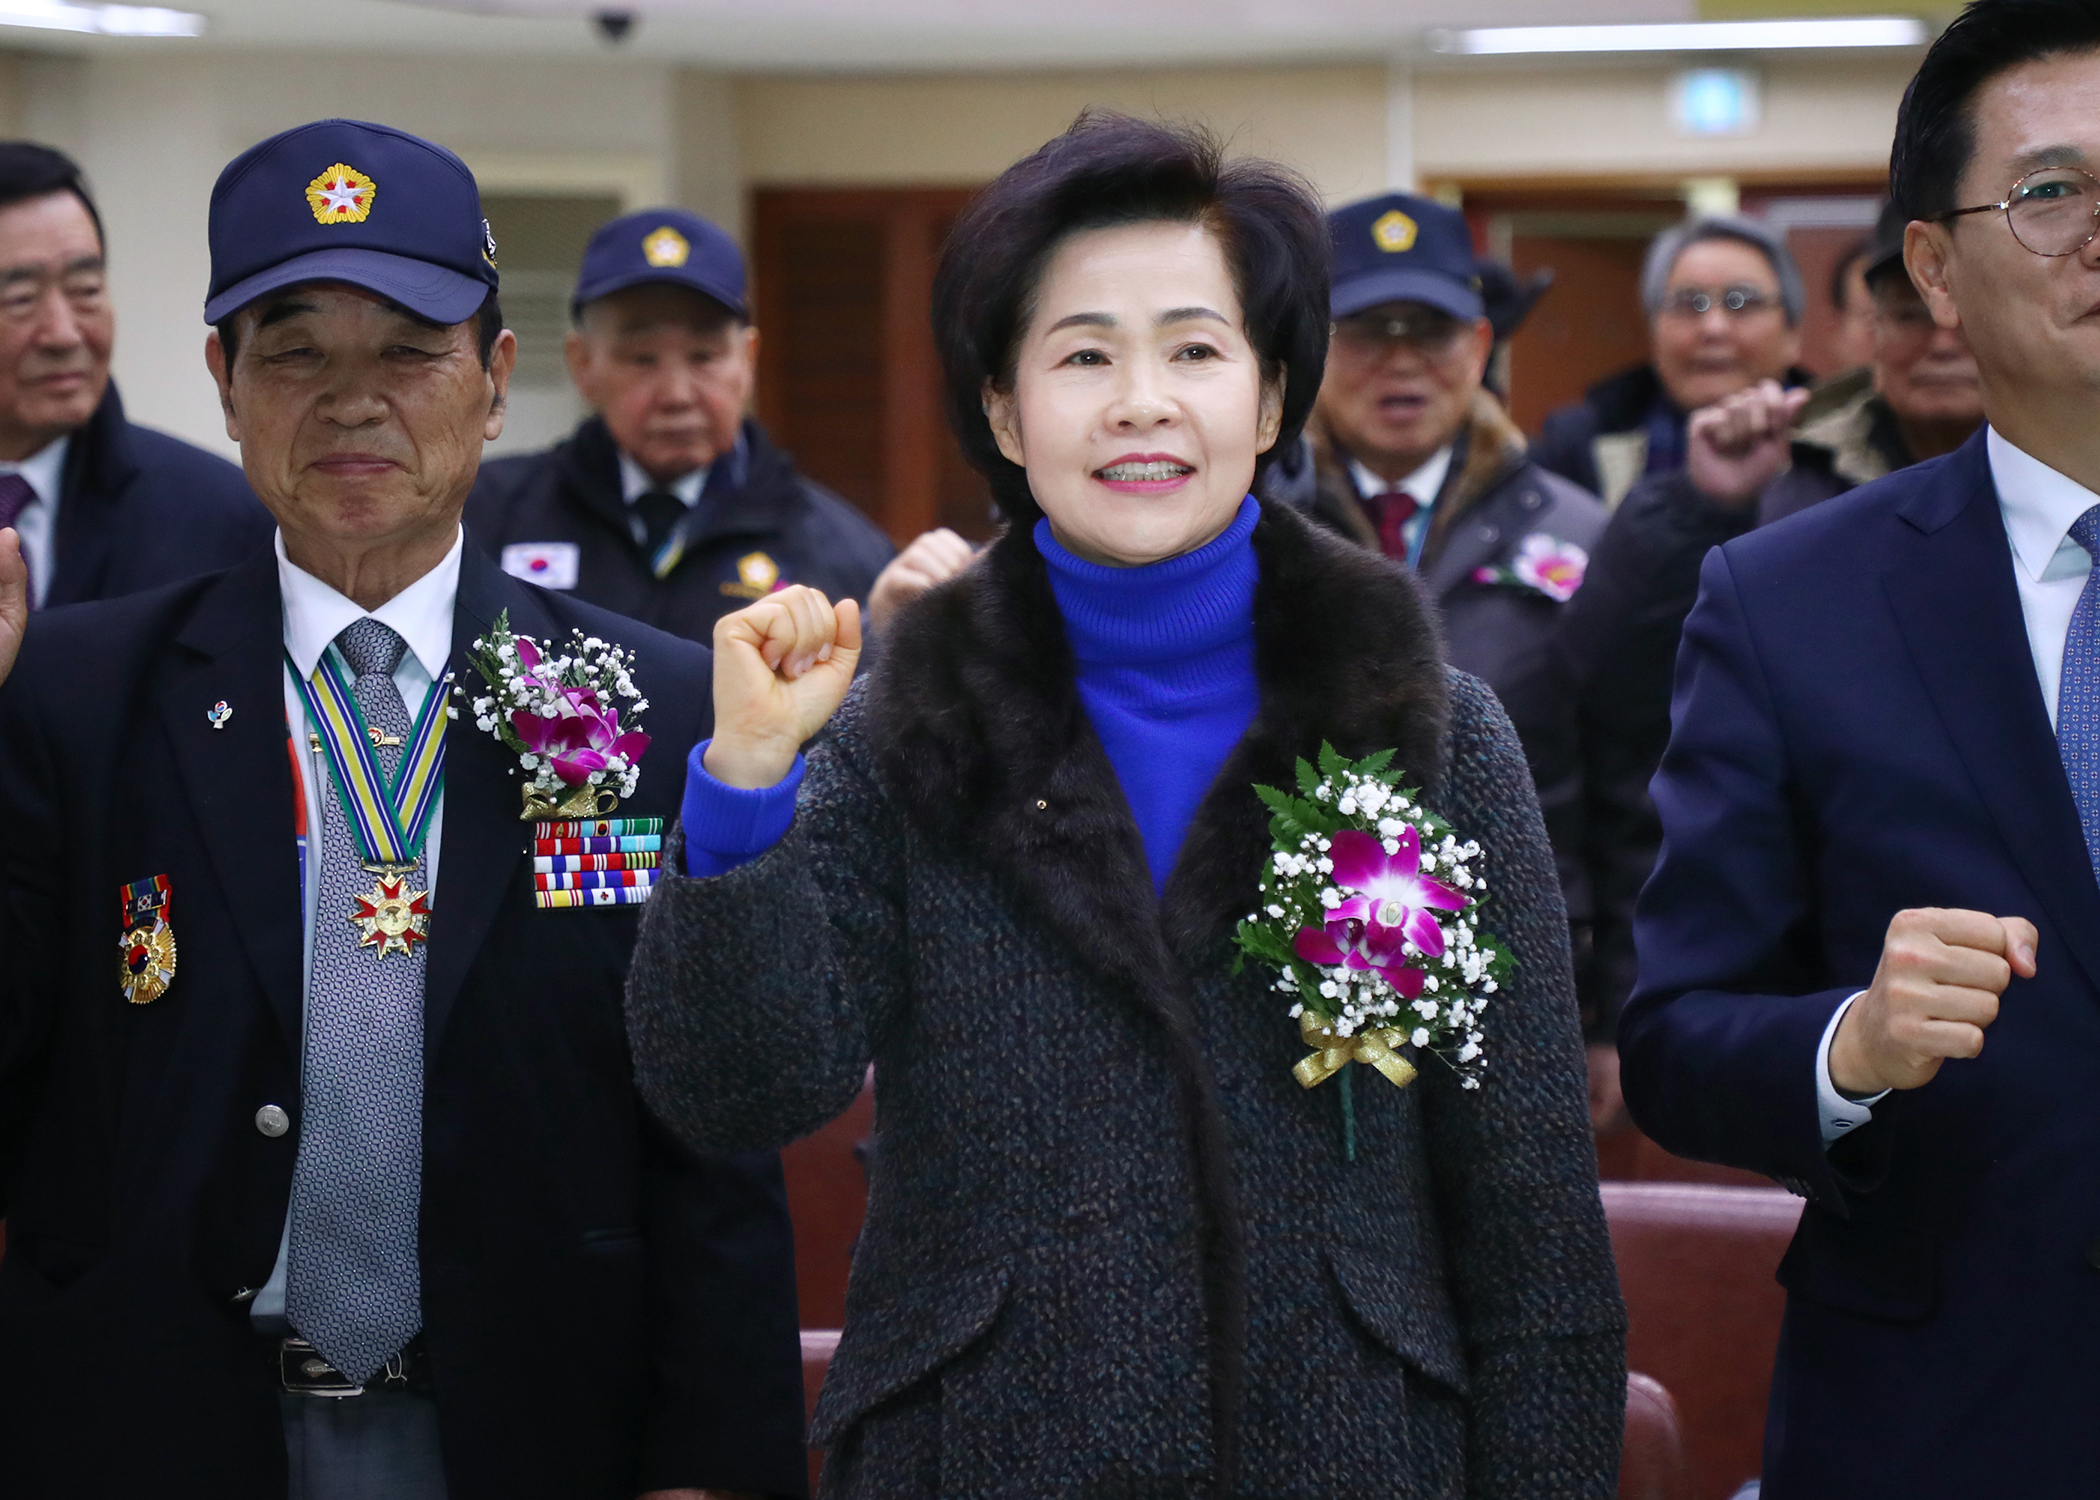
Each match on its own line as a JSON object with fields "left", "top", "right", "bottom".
{"left": 16, "top": 0, "right": 1748, "bottom": 71}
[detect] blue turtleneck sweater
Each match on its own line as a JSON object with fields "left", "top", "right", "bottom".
{"left": 1035, "top": 495, "right": 1261, "bottom": 892}
{"left": 681, "top": 496, "right": 1264, "bottom": 890}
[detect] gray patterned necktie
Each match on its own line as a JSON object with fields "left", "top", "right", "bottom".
{"left": 286, "top": 617, "right": 428, "bottom": 1385}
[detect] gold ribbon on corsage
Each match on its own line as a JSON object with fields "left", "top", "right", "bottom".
{"left": 1292, "top": 1013, "right": 1419, "bottom": 1092}
{"left": 520, "top": 780, "right": 623, "bottom": 821}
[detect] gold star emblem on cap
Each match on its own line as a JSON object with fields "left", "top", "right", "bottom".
{"left": 642, "top": 226, "right": 690, "bottom": 268}
{"left": 306, "top": 163, "right": 377, "bottom": 225}
{"left": 1372, "top": 210, "right": 1417, "bottom": 254}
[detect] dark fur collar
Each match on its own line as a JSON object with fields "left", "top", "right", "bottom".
{"left": 866, "top": 495, "right": 1447, "bottom": 954}
{"left": 861, "top": 497, "right": 1448, "bottom": 1487}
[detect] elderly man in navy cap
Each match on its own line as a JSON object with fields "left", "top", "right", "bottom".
{"left": 466, "top": 207, "right": 893, "bottom": 644}
{"left": 1261, "top": 191, "right": 1622, "bottom": 1107}
{"left": 0, "top": 120, "right": 806, "bottom": 1500}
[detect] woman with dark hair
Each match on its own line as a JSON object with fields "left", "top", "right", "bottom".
{"left": 626, "top": 112, "right": 1623, "bottom": 1499}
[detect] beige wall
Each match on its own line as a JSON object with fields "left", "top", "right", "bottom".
{"left": 15, "top": 49, "right": 724, "bottom": 459}
{"left": 736, "top": 65, "right": 1394, "bottom": 206}
{"left": 1412, "top": 54, "right": 1911, "bottom": 183}
{"left": 0, "top": 44, "right": 1918, "bottom": 461}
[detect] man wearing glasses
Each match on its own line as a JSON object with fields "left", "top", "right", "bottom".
{"left": 1621, "top": 2, "right": 2100, "bottom": 1491}
{"left": 1534, "top": 216, "right": 1811, "bottom": 510}
{"left": 1263, "top": 191, "right": 1616, "bottom": 1097}
{"left": 0, "top": 141, "right": 268, "bottom": 609}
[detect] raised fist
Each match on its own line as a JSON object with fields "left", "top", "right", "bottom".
{"left": 703, "top": 585, "right": 861, "bottom": 790}
{"left": 1685, "top": 378, "right": 1811, "bottom": 510}
{"left": 0, "top": 528, "right": 26, "bottom": 690}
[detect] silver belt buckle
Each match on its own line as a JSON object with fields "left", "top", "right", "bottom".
{"left": 279, "top": 1337, "right": 364, "bottom": 1397}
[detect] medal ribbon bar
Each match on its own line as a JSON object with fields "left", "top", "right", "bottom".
{"left": 535, "top": 868, "right": 658, "bottom": 892}
{"left": 535, "top": 817, "right": 663, "bottom": 840}
{"left": 533, "top": 851, "right": 661, "bottom": 874}
{"left": 532, "top": 834, "right": 663, "bottom": 856}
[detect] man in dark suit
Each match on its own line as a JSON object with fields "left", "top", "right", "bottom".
{"left": 0, "top": 141, "right": 270, "bottom": 606}
{"left": 465, "top": 208, "right": 892, "bottom": 644}
{"left": 0, "top": 119, "right": 804, "bottom": 1500}
{"left": 1621, "top": 5, "right": 2100, "bottom": 1494}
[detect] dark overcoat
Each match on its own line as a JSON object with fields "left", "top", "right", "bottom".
{"left": 0, "top": 544, "right": 807, "bottom": 1500}
{"left": 44, "top": 381, "right": 273, "bottom": 607}
{"left": 1622, "top": 433, "right": 2100, "bottom": 1495}
{"left": 626, "top": 499, "right": 1626, "bottom": 1499}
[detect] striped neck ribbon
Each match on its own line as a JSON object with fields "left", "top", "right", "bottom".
{"left": 289, "top": 648, "right": 447, "bottom": 868}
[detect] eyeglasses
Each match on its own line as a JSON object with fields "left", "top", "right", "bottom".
{"left": 1658, "top": 285, "right": 1776, "bottom": 319}
{"left": 1939, "top": 166, "right": 2100, "bottom": 258}
{"left": 1331, "top": 309, "right": 1468, "bottom": 355}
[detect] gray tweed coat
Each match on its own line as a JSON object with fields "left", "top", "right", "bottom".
{"left": 627, "top": 499, "right": 1625, "bottom": 1500}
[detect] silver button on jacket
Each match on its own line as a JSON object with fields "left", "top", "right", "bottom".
{"left": 255, "top": 1104, "right": 291, "bottom": 1138}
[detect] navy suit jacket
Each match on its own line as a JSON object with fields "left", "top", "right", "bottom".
{"left": 1620, "top": 431, "right": 2100, "bottom": 1497}
{"left": 0, "top": 541, "right": 807, "bottom": 1499}
{"left": 44, "top": 382, "right": 273, "bottom": 606}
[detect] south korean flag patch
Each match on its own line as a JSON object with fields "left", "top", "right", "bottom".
{"left": 500, "top": 542, "right": 580, "bottom": 591}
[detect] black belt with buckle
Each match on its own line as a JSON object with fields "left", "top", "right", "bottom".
{"left": 274, "top": 1333, "right": 429, "bottom": 1397}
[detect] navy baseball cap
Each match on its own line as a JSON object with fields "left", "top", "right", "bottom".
{"left": 204, "top": 119, "right": 498, "bottom": 326}
{"left": 571, "top": 208, "right": 746, "bottom": 321}
{"left": 1328, "top": 193, "right": 1484, "bottom": 323}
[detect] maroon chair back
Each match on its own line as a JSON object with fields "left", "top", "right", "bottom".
{"left": 1597, "top": 1122, "right": 1773, "bottom": 1190}
{"left": 1604, "top": 1182, "right": 1803, "bottom": 1500}
{"left": 1620, "top": 1372, "right": 1689, "bottom": 1500}
{"left": 780, "top": 1069, "right": 874, "bottom": 1328}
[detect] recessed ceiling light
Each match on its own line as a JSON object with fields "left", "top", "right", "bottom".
{"left": 1428, "top": 17, "right": 1928, "bottom": 56}
{"left": 0, "top": 1, "right": 204, "bottom": 37}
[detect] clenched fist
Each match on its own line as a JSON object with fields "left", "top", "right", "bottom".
{"left": 1685, "top": 378, "right": 1812, "bottom": 510}
{"left": 866, "top": 527, "right": 976, "bottom": 634}
{"left": 703, "top": 585, "right": 861, "bottom": 790}
{"left": 1829, "top": 907, "right": 2038, "bottom": 1096}
{"left": 0, "top": 527, "right": 25, "bottom": 690}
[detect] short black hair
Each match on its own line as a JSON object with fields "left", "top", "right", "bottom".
{"left": 215, "top": 286, "right": 505, "bottom": 370}
{"left": 0, "top": 141, "right": 103, "bottom": 249}
{"left": 1890, "top": 0, "right": 2100, "bottom": 221}
{"left": 931, "top": 110, "right": 1331, "bottom": 526}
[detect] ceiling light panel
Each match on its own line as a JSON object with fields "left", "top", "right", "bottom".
{"left": 0, "top": 1, "right": 204, "bottom": 36}
{"left": 1430, "top": 17, "right": 1928, "bottom": 55}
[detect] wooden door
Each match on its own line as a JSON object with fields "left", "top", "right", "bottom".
{"left": 752, "top": 187, "right": 995, "bottom": 545}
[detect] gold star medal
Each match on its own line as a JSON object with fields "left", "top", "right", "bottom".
{"left": 348, "top": 866, "right": 432, "bottom": 959}
{"left": 117, "top": 874, "right": 177, "bottom": 1005}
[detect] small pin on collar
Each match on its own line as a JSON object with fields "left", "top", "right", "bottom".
{"left": 207, "top": 700, "right": 232, "bottom": 730}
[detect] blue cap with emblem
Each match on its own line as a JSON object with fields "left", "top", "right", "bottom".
{"left": 203, "top": 118, "right": 498, "bottom": 326}
{"left": 571, "top": 207, "right": 746, "bottom": 321}
{"left": 1328, "top": 192, "right": 1484, "bottom": 323}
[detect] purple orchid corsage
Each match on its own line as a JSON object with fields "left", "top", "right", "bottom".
{"left": 456, "top": 611, "right": 652, "bottom": 819}
{"left": 1472, "top": 532, "right": 1590, "bottom": 604}
{"left": 1234, "top": 745, "right": 1510, "bottom": 1137}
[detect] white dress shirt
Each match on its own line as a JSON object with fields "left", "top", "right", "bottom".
{"left": 1350, "top": 444, "right": 1453, "bottom": 568}
{"left": 1817, "top": 427, "right": 2099, "bottom": 1145}
{"left": 617, "top": 449, "right": 707, "bottom": 509}
{"left": 4, "top": 434, "right": 69, "bottom": 609}
{"left": 252, "top": 526, "right": 462, "bottom": 1324}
